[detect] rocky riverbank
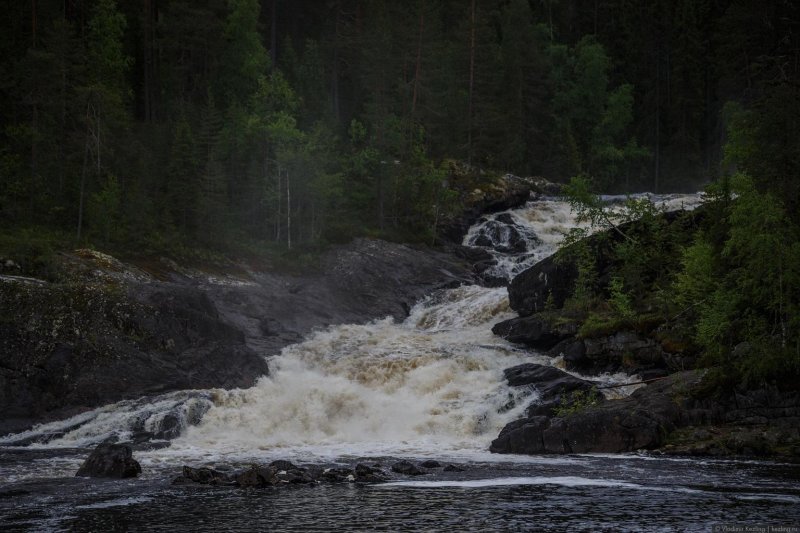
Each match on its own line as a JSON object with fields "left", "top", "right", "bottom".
{"left": 490, "top": 206, "right": 800, "bottom": 460}
{"left": 0, "top": 238, "right": 473, "bottom": 436}
{"left": 489, "top": 363, "right": 800, "bottom": 458}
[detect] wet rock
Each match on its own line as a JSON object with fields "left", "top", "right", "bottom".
{"left": 506, "top": 255, "right": 578, "bottom": 316}
{"left": 443, "top": 464, "right": 464, "bottom": 472}
{"left": 472, "top": 221, "right": 527, "bottom": 254}
{"left": 354, "top": 463, "right": 389, "bottom": 482}
{"left": 419, "top": 460, "right": 442, "bottom": 468}
{"left": 503, "top": 363, "right": 594, "bottom": 398}
{"left": 492, "top": 316, "right": 577, "bottom": 350}
{"left": 453, "top": 246, "right": 494, "bottom": 263}
{"left": 235, "top": 465, "right": 278, "bottom": 487}
{"left": 178, "top": 466, "right": 232, "bottom": 485}
{"left": 391, "top": 460, "right": 426, "bottom": 476}
{"left": 490, "top": 371, "right": 703, "bottom": 455}
{"left": 75, "top": 443, "right": 141, "bottom": 479}
{"left": 547, "top": 338, "right": 586, "bottom": 366}
{"left": 275, "top": 468, "right": 315, "bottom": 484}
{"left": 269, "top": 459, "right": 297, "bottom": 471}
{"left": 438, "top": 170, "right": 533, "bottom": 244}
{"left": 321, "top": 467, "right": 353, "bottom": 482}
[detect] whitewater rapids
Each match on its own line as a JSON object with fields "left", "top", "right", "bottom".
{"left": 1, "top": 192, "right": 699, "bottom": 463}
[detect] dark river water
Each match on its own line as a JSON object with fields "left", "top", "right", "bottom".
{"left": 2, "top": 447, "right": 799, "bottom": 532}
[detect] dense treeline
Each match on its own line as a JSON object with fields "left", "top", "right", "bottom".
{"left": 0, "top": 0, "right": 798, "bottom": 256}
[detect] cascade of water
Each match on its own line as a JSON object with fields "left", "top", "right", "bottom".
{"left": 463, "top": 192, "right": 703, "bottom": 282}
{"left": 1, "top": 192, "right": 701, "bottom": 460}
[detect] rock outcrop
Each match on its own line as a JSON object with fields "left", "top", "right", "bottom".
{"left": 75, "top": 443, "right": 142, "bottom": 478}
{"left": 0, "top": 238, "right": 472, "bottom": 436}
{"left": 495, "top": 209, "right": 705, "bottom": 376}
{"left": 492, "top": 316, "right": 577, "bottom": 351}
{"left": 491, "top": 369, "right": 800, "bottom": 457}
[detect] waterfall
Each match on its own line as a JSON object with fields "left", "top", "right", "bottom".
{"left": 1, "top": 192, "right": 701, "bottom": 461}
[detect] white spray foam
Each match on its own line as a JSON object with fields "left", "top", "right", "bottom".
{"left": 377, "top": 475, "right": 704, "bottom": 494}
{"left": 167, "top": 286, "right": 540, "bottom": 459}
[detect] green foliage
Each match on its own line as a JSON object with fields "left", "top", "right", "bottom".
{"left": 88, "top": 174, "right": 122, "bottom": 244}
{"left": 0, "top": 0, "right": 797, "bottom": 292}
{"left": 0, "top": 228, "right": 64, "bottom": 281}
{"left": 672, "top": 173, "right": 800, "bottom": 386}
{"left": 554, "top": 388, "right": 603, "bottom": 417}
{"left": 608, "top": 276, "right": 635, "bottom": 320}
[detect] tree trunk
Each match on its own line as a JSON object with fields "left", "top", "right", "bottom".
{"left": 655, "top": 56, "right": 660, "bottom": 194}
{"left": 411, "top": 0, "right": 425, "bottom": 117}
{"left": 143, "top": 0, "right": 152, "bottom": 122}
{"left": 77, "top": 101, "right": 92, "bottom": 240}
{"left": 271, "top": 0, "right": 278, "bottom": 68}
{"left": 31, "top": 0, "right": 37, "bottom": 47}
{"left": 286, "top": 170, "right": 291, "bottom": 249}
{"left": 467, "top": 0, "right": 476, "bottom": 165}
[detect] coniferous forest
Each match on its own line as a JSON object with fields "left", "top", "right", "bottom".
{"left": 2, "top": 0, "right": 796, "bottom": 249}
{"left": 2, "top": 1, "right": 799, "bottom": 385}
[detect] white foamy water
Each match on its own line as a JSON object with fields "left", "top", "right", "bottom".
{"left": 464, "top": 192, "right": 702, "bottom": 281}
{"left": 1, "top": 191, "right": 701, "bottom": 464}
{"left": 161, "top": 285, "right": 539, "bottom": 461}
{"left": 377, "top": 476, "right": 701, "bottom": 492}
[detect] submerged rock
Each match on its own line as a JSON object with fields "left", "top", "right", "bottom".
{"left": 354, "top": 463, "right": 389, "bottom": 482}
{"left": 268, "top": 459, "right": 297, "bottom": 471}
{"left": 391, "top": 460, "right": 426, "bottom": 476}
{"left": 235, "top": 465, "right": 279, "bottom": 487}
{"left": 175, "top": 461, "right": 391, "bottom": 488}
{"left": 176, "top": 466, "right": 233, "bottom": 485}
{"left": 75, "top": 443, "right": 141, "bottom": 479}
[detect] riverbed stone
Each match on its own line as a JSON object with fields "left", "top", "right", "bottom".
{"left": 75, "top": 443, "right": 141, "bottom": 479}
{"left": 391, "top": 460, "right": 426, "bottom": 476}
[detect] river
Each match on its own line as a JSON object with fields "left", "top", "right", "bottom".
{"left": 1, "top": 192, "right": 798, "bottom": 532}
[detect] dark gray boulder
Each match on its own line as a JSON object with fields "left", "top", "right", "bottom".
{"left": 235, "top": 465, "right": 278, "bottom": 487}
{"left": 492, "top": 316, "right": 578, "bottom": 350}
{"left": 391, "top": 460, "right": 426, "bottom": 476}
{"left": 507, "top": 256, "right": 578, "bottom": 317}
{"left": 175, "top": 466, "right": 233, "bottom": 485}
{"left": 503, "top": 363, "right": 595, "bottom": 397}
{"left": 354, "top": 463, "right": 389, "bottom": 482}
{"left": 268, "top": 459, "right": 297, "bottom": 471}
{"left": 75, "top": 443, "right": 141, "bottom": 479}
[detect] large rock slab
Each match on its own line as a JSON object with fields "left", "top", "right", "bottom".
{"left": 490, "top": 371, "right": 702, "bottom": 454}
{"left": 75, "top": 443, "right": 141, "bottom": 478}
